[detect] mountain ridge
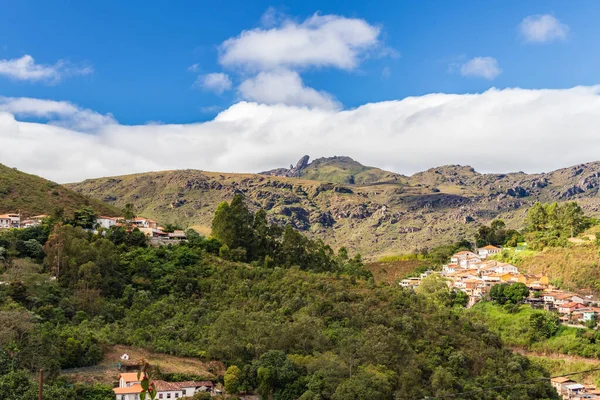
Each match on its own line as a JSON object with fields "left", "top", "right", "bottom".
{"left": 66, "top": 156, "right": 600, "bottom": 258}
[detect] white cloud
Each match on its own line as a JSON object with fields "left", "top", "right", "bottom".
{"left": 4, "top": 86, "right": 600, "bottom": 183}
{"left": 238, "top": 69, "right": 340, "bottom": 110}
{"left": 0, "top": 55, "right": 93, "bottom": 83}
{"left": 188, "top": 63, "right": 200, "bottom": 72}
{"left": 460, "top": 57, "right": 502, "bottom": 80}
{"left": 196, "top": 72, "right": 232, "bottom": 94}
{"left": 219, "top": 13, "right": 381, "bottom": 71}
{"left": 0, "top": 96, "right": 115, "bottom": 131}
{"left": 519, "top": 14, "right": 569, "bottom": 43}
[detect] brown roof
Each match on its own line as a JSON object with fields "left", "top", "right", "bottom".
{"left": 551, "top": 377, "right": 573, "bottom": 383}
{"left": 119, "top": 372, "right": 146, "bottom": 382}
{"left": 176, "top": 381, "right": 214, "bottom": 388}
{"left": 153, "top": 380, "right": 182, "bottom": 391}
{"left": 481, "top": 245, "right": 501, "bottom": 250}
{"left": 113, "top": 384, "right": 143, "bottom": 394}
{"left": 561, "top": 302, "right": 585, "bottom": 309}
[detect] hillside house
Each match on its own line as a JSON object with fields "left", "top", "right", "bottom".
{"left": 450, "top": 251, "right": 481, "bottom": 268}
{"left": 442, "top": 264, "right": 460, "bottom": 274}
{"left": 113, "top": 373, "right": 214, "bottom": 400}
{"left": 132, "top": 217, "right": 158, "bottom": 229}
{"left": 0, "top": 213, "right": 20, "bottom": 229}
{"left": 97, "top": 216, "right": 123, "bottom": 230}
{"left": 478, "top": 245, "right": 501, "bottom": 259}
{"left": 399, "top": 277, "right": 421, "bottom": 288}
{"left": 551, "top": 377, "right": 574, "bottom": 393}
{"left": 558, "top": 302, "right": 586, "bottom": 315}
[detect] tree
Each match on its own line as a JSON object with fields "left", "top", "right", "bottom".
{"left": 332, "top": 365, "right": 396, "bottom": 400}
{"left": 224, "top": 365, "right": 242, "bottom": 394}
{"left": 72, "top": 207, "right": 98, "bottom": 230}
{"left": 527, "top": 202, "right": 548, "bottom": 232}
{"left": 529, "top": 311, "right": 559, "bottom": 340}
{"left": 123, "top": 203, "right": 136, "bottom": 220}
{"left": 504, "top": 282, "right": 530, "bottom": 304}
{"left": 490, "top": 283, "right": 528, "bottom": 305}
{"left": 211, "top": 196, "right": 254, "bottom": 257}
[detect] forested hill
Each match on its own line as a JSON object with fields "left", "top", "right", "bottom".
{"left": 0, "top": 197, "right": 559, "bottom": 399}
{"left": 67, "top": 157, "right": 600, "bottom": 257}
{"left": 0, "top": 163, "right": 120, "bottom": 217}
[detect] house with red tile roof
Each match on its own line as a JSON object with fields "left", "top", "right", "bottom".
{"left": 113, "top": 373, "right": 214, "bottom": 400}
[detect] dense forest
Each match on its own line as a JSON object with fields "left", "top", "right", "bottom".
{"left": 0, "top": 196, "right": 559, "bottom": 399}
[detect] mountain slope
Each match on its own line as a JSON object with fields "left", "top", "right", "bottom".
{"left": 67, "top": 157, "right": 600, "bottom": 258}
{"left": 0, "top": 163, "right": 120, "bottom": 217}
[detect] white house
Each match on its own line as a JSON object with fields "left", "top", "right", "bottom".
{"left": 442, "top": 264, "right": 460, "bottom": 274}
{"left": 97, "top": 216, "right": 122, "bottom": 230}
{"left": 0, "top": 214, "right": 20, "bottom": 229}
{"left": 399, "top": 277, "right": 421, "bottom": 288}
{"left": 450, "top": 251, "right": 479, "bottom": 266}
{"left": 478, "top": 245, "right": 502, "bottom": 259}
{"left": 496, "top": 263, "right": 518, "bottom": 274}
{"left": 113, "top": 373, "right": 213, "bottom": 400}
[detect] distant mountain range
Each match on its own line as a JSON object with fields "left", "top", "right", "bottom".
{"left": 62, "top": 156, "right": 600, "bottom": 258}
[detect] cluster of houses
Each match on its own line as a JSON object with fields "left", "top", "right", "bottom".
{"left": 0, "top": 212, "right": 186, "bottom": 243}
{"left": 114, "top": 372, "right": 216, "bottom": 399}
{"left": 530, "top": 292, "right": 600, "bottom": 325}
{"left": 0, "top": 213, "right": 47, "bottom": 229}
{"left": 551, "top": 376, "right": 600, "bottom": 399}
{"left": 96, "top": 216, "right": 187, "bottom": 243}
{"left": 400, "top": 245, "right": 549, "bottom": 306}
{"left": 399, "top": 245, "right": 600, "bottom": 325}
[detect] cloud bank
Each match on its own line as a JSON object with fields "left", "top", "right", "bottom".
{"left": 2, "top": 86, "right": 600, "bottom": 183}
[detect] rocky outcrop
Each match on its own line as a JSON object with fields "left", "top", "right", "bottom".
{"left": 261, "top": 155, "right": 310, "bottom": 178}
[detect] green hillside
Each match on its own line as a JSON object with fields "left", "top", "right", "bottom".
{"left": 298, "top": 156, "right": 405, "bottom": 185}
{"left": 0, "top": 163, "right": 120, "bottom": 217}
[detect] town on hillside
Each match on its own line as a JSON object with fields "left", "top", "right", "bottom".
{"left": 0, "top": 213, "right": 187, "bottom": 244}
{"left": 401, "top": 245, "right": 600, "bottom": 327}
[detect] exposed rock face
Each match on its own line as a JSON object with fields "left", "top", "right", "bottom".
{"left": 261, "top": 155, "right": 310, "bottom": 178}
{"left": 68, "top": 158, "right": 600, "bottom": 259}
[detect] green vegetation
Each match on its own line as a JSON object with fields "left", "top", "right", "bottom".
{"left": 0, "top": 201, "right": 559, "bottom": 399}
{"left": 525, "top": 202, "right": 592, "bottom": 249}
{"left": 469, "top": 303, "right": 600, "bottom": 358}
{"left": 476, "top": 219, "right": 522, "bottom": 247}
{"left": 297, "top": 156, "right": 402, "bottom": 185}
{"left": 489, "top": 283, "right": 530, "bottom": 305}
{"left": 0, "top": 163, "right": 119, "bottom": 218}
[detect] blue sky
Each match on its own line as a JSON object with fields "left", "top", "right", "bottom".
{"left": 1, "top": 0, "right": 598, "bottom": 124}
{"left": 2, "top": 1, "right": 600, "bottom": 182}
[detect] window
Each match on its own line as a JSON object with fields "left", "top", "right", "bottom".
{"left": 159, "top": 395, "right": 163, "bottom": 399}
{"left": 175, "top": 394, "right": 179, "bottom": 398}
{"left": 167, "top": 394, "right": 171, "bottom": 399}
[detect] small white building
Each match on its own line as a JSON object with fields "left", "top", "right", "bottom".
{"left": 97, "top": 216, "right": 122, "bottom": 230}
{"left": 0, "top": 213, "right": 20, "bottom": 229}
{"left": 478, "top": 245, "right": 502, "bottom": 259}
{"left": 496, "top": 263, "right": 518, "bottom": 274}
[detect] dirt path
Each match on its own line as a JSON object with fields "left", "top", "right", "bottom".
{"left": 63, "top": 345, "right": 225, "bottom": 385}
